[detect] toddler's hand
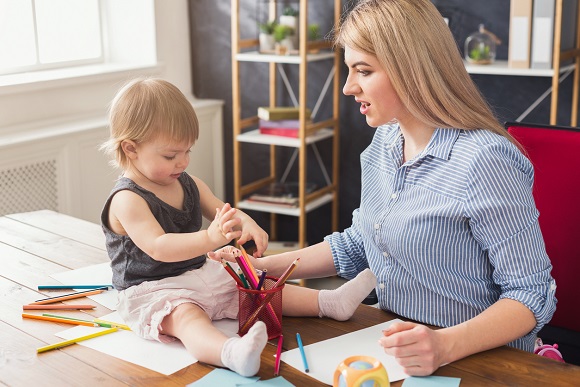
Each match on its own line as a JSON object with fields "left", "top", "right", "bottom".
{"left": 207, "top": 203, "right": 242, "bottom": 246}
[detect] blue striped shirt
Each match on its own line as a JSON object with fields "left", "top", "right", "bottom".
{"left": 325, "top": 124, "right": 556, "bottom": 352}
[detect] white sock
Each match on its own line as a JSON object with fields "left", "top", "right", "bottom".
{"left": 318, "top": 268, "right": 377, "bottom": 321}
{"left": 220, "top": 321, "right": 268, "bottom": 376}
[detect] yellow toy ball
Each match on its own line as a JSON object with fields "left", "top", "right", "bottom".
{"left": 333, "top": 355, "right": 390, "bottom": 387}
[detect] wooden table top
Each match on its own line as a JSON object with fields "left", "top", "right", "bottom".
{"left": 1, "top": 210, "right": 578, "bottom": 386}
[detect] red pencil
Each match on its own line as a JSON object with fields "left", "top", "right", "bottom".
{"left": 274, "top": 334, "right": 284, "bottom": 376}
{"left": 220, "top": 259, "right": 245, "bottom": 288}
{"left": 23, "top": 304, "right": 96, "bottom": 310}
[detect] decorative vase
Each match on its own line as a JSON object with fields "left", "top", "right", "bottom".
{"left": 465, "top": 24, "right": 499, "bottom": 65}
{"left": 279, "top": 15, "right": 298, "bottom": 50}
{"left": 259, "top": 33, "right": 275, "bottom": 52}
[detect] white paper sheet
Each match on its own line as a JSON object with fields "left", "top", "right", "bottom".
{"left": 51, "top": 262, "right": 118, "bottom": 310}
{"left": 51, "top": 264, "right": 240, "bottom": 375}
{"left": 280, "top": 319, "right": 409, "bottom": 385}
{"left": 56, "top": 311, "right": 240, "bottom": 375}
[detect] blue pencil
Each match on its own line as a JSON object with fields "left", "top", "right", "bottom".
{"left": 296, "top": 332, "right": 309, "bottom": 373}
{"left": 37, "top": 285, "right": 113, "bottom": 290}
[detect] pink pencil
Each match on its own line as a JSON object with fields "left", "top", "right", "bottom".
{"left": 274, "top": 334, "right": 284, "bottom": 375}
{"left": 23, "top": 304, "right": 96, "bottom": 310}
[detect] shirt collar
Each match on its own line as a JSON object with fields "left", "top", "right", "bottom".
{"left": 422, "top": 127, "right": 461, "bottom": 161}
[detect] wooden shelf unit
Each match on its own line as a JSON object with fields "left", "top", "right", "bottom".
{"left": 464, "top": 0, "right": 580, "bottom": 125}
{"left": 231, "top": 0, "right": 341, "bottom": 247}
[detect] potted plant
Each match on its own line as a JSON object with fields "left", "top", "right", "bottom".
{"left": 279, "top": 6, "right": 299, "bottom": 49}
{"left": 273, "top": 24, "right": 294, "bottom": 55}
{"left": 259, "top": 20, "right": 277, "bottom": 52}
{"left": 308, "top": 23, "right": 321, "bottom": 53}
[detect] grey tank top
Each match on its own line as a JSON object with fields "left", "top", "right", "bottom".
{"left": 101, "top": 173, "right": 206, "bottom": 290}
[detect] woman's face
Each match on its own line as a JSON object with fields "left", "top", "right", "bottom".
{"left": 342, "top": 46, "right": 406, "bottom": 128}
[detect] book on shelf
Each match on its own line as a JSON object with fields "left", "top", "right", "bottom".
{"left": 508, "top": 0, "right": 533, "bottom": 69}
{"left": 531, "top": 0, "right": 578, "bottom": 69}
{"left": 259, "top": 127, "right": 299, "bottom": 138}
{"left": 245, "top": 182, "right": 317, "bottom": 207}
{"left": 259, "top": 119, "right": 301, "bottom": 138}
{"left": 257, "top": 106, "right": 312, "bottom": 121}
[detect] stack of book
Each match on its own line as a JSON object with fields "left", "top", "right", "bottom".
{"left": 245, "top": 182, "right": 316, "bottom": 207}
{"left": 257, "top": 106, "right": 312, "bottom": 138}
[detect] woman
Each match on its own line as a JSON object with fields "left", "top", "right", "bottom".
{"left": 212, "top": 0, "right": 556, "bottom": 376}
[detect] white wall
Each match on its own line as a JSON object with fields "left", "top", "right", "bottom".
{"left": 0, "top": 0, "right": 224, "bottom": 223}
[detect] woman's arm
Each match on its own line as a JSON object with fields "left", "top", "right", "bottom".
{"left": 379, "top": 298, "right": 536, "bottom": 376}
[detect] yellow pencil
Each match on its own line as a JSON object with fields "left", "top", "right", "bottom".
{"left": 37, "top": 327, "right": 118, "bottom": 353}
{"left": 92, "top": 318, "right": 131, "bottom": 331}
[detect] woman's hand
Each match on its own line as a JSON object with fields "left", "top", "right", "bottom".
{"left": 378, "top": 321, "right": 449, "bottom": 376}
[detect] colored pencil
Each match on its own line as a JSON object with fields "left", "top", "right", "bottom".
{"left": 33, "top": 288, "right": 107, "bottom": 304}
{"left": 37, "top": 285, "right": 112, "bottom": 290}
{"left": 237, "top": 268, "right": 250, "bottom": 289}
{"left": 273, "top": 258, "right": 300, "bottom": 288}
{"left": 22, "top": 313, "right": 98, "bottom": 327}
{"left": 41, "top": 313, "right": 113, "bottom": 328}
{"left": 37, "top": 327, "right": 118, "bottom": 353}
{"left": 220, "top": 259, "right": 245, "bottom": 288}
{"left": 240, "top": 245, "right": 260, "bottom": 284}
{"left": 256, "top": 269, "right": 267, "bottom": 291}
{"left": 23, "top": 304, "right": 96, "bottom": 310}
{"left": 235, "top": 255, "right": 257, "bottom": 289}
{"left": 296, "top": 332, "right": 309, "bottom": 372}
{"left": 92, "top": 318, "right": 131, "bottom": 331}
{"left": 274, "top": 334, "right": 284, "bottom": 376}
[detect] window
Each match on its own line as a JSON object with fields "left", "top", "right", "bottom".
{"left": 0, "top": 0, "right": 103, "bottom": 76}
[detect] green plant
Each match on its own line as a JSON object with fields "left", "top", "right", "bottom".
{"left": 273, "top": 24, "right": 293, "bottom": 42}
{"left": 259, "top": 20, "right": 278, "bottom": 35}
{"left": 282, "top": 6, "right": 299, "bottom": 17}
{"left": 308, "top": 23, "right": 320, "bottom": 41}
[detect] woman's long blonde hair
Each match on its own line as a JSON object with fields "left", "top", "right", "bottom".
{"left": 101, "top": 77, "right": 199, "bottom": 170}
{"left": 335, "top": 0, "right": 515, "bottom": 142}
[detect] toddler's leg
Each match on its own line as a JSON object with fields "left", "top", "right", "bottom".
{"left": 281, "top": 268, "right": 377, "bottom": 321}
{"left": 221, "top": 321, "right": 268, "bottom": 376}
{"left": 318, "top": 268, "right": 377, "bottom": 320}
{"left": 161, "top": 303, "right": 267, "bottom": 376}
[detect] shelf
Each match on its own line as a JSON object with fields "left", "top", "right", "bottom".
{"left": 464, "top": 60, "right": 575, "bottom": 77}
{"left": 236, "top": 128, "right": 334, "bottom": 147}
{"left": 237, "top": 193, "right": 334, "bottom": 216}
{"left": 236, "top": 51, "right": 336, "bottom": 64}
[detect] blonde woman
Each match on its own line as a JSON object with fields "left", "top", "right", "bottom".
{"left": 225, "top": 0, "right": 556, "bottom": 376}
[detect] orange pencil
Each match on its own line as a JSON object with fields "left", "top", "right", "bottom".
{"left": 31, "top": 289, "right": 105, "bottom": 305}
{"left": 23, "top": 304, "right": 96, "bottom": 310}
{"left": 239, "top": 245, "right": 260, "bottom": 284}
{"left": 22, "top": 313, "right": 98, "bottom": 327}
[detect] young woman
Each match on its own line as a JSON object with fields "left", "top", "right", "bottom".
{"left": 215, "top": 0, "right": 556, "bottom": 376}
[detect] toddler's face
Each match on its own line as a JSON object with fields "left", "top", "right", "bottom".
{"left": 133, "top": 137, "right": 193, "bottom": 185}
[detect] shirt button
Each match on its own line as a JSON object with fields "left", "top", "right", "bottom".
{"left": 374, "top": 223, "right": 380, "bottom": 230}
{"left": 391, "top": 193, "right": 398, "bottom": 199}
{"left": 382, "top": 252, "right": 389, "bottom": 258}
{"left": 379, "top": 283, "right": 386, "bottom": 289}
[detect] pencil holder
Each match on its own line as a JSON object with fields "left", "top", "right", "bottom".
{"left": 238, "top": 276, "right": 284, "bottom": 340}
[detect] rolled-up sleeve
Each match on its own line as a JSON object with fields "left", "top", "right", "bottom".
{"left": 465, "top": 141, "right": 556, "bottom": 332}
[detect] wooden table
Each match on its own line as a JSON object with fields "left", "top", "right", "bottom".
{"left": 1, "top": 210, "right": 578, "bottom": 386}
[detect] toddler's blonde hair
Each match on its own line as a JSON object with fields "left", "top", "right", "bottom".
{"left": 101, "top": 77, "right": 199, "bottom": 170}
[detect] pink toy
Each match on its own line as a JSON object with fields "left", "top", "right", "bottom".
{"left": 534, "top": 339, "right": 565, "bottom": 363}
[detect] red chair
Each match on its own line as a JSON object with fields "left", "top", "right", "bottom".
{"left": 505, "top": 122, "right": 580, "bottom": 334}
